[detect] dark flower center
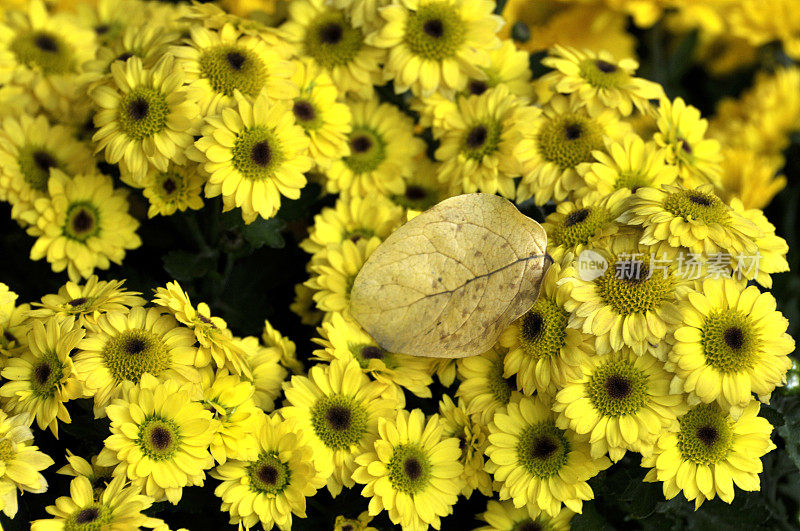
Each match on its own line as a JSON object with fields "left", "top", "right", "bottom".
{"left": 35, "top": 34, "right": 58, "bottom": 52}
{"left": 319, "top": 23, "right": 344, "bottom": 44}
{"left": 605, "top": 375, "right": 631, "bottom": 399}
{"left": 405, "top": 185, "right": 426, "bottom": 200}
{"left": 688, "top": 193, "right": 710, "bottom": 206}
{"left": 325, "top": 405, "right": 352, "bottom": 431}
{"left": 33, "top": 150, "right": 57, "bottom": 172}
{"left": 250, "top": 141, "right": 272, "bottom": 167}
{"left": 564, "top": 208, "right": 590, "bottom": 227}
{"left": 127, "top": 97, "right": 149, "bottom": 121}
{"left": 595, "top": 59, "right": 617, "bottom": 73}
{"left": 124, "top": 338, "right": 146, "bottom": 355}
{"left": 162, "top": 178, "right": 177, "bottom": 194}
{"left": 530, "top": 436, "right": 558, "bottom": 459}
{"left": 72, "top": 210, "right": 93, "bottom": 233}
{"left": 293, "top": 100, "right": 316, "bottom": 122}
{"left": 403, "top": 457, "right": 422, "bottom": 479}
{"left": 95, "top": 24, "right": 110, "bottom": 35}
{"left": 75, "top": 508, "right": 99, "bottom": 523}
{"left": 522, "top": 312, "right": 543, "bottom": 341}
{"left": 518, "top": 523, "right": 543, "bottom": 531}
{"left": 697, "top": 426, "right": 718, "bottom": 446}
{"left": 226, "top": 51, "right": 246, "bottom": 70}
{"left": 467, "top": 80, "right": 488, "bottom": 95}
{"left": 466, "top": 125, "right": 488, "bottom": 148}
{"left": 33, "top": 363, "right": 52, "bottom": 385}
{"left": 423, "top": 19, "right": 444, "bottom": 38}
{"left": 257, "top": 464, "right": 278, "bottom": 485}
{"left": 723, "top": 327, "right": 744, "bottom": 350}
{"left": 117, "top": 51, "right": 134, "bottom": 62}
{"left": 564, "top": 123, "right": 582, "bottom": 140}
{"left": 150, "top": 427, "right": 171, "bottom": 449}
{"left": 361, "top": 346, "right": 384, "bottom": 360}
{"left": 68, "top": 297, "right": 87, "bottom": 306}
{"left": 351, "top": 135, "right": 372, "bottom": 153}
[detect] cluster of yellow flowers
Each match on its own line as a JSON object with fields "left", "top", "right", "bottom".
{"left": 1, "top": 277, "right": 293, "bottom": 528}
{"left": 0, "top": 0, "right": 797, "bottom": 529}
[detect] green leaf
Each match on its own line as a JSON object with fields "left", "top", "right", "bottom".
{"left": 163, "top": 250, "right": 216, "bottom": 281}
{"left": 241, "top": 217, "right": 285, "bottom": 249}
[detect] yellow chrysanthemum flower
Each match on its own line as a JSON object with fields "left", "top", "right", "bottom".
{"left": 731, "top": 201, "right": 789, "bottom": 289}
{"left": 333, "top": 511, "right": 379, "bottom": 531}
{"left": 485, "top": 394, "right": 610, "bottom": 517}
{"left": 366, "top": 0, "right": 503, "bottom": 96}
{"left": 325, "top": 99, "right": 425, "bottom": 197}
{"left": 282, "top": 0, "right": 385, "bottom": 98}
{"left": 620, "top": 184, "right": 762, "bottom": 257}
{"left": 719, "top": 148, "right": 786, "bottom": 210}
{"left": 0, "top": 285, "right": 30, "bottom": 363}
{"left": 0, "top": 0, "right": 96, "bottom": 115}
{"left": 300, "top": 193, "right": 403, "bottom": 257}
{"left": 412, "top": 39, "right": 533, "bottom": 131}
{"left": 654, "top": 97, "right": 722, "bottom": 188}
{"left": 153, "top": 280, "right": 249, "bottom": 376}
{"left": 70, "top": 0, "right": 149, "bottom": 45}
{"left": 92, "top": 54, "right": 200, "bottom": 183}
{"left": 561, "top": 234, "right": 689, "bottom": 358}
{"left": 292, "top": 282, "right": 324, "bottom": 327}
{"left": 238, "top": 335, "right": 287, "bottom": 412}
{"left": 0, "top": 316, "right": 84, "bottom": 438}
{"left": 434, "top": 85, "right": 534, "bottom": 199}
{"left": 56, "top": 450, "right": 115, "bottom": 500}
{"left": 0, "top": 410, "right": 53, "bottom": 519}
{"left": 0, "top": 113, "right": 94, "bottom": 222}
{"left": 455, "top": 347, "right": 518, "bottom": 425}
{"left": 515, "top": 95, "right": 627, "bottom": 205}
{"left": 289, "top": 57, "right": 352, "bottom": 170}
{"left": 541, "top": 190, "right": 628, "bottom": 266}
{"left": 353, "top": 408, "right": 464, "bottom": 530}
{"left": 97, "top": 374, "right": 217, "bottom": 504}
{"left": 499, "top": 0, "right": 635, "bottom": 59}
{"left": 140, "top": 163, "right": 205, "bottom": 218}
{"left": 304, "top": 237, "right": 381, "bottom": 317}
{"left": 30, "top": 475, "right": 167, "bottom": 531}
{"left": 553, "top": 347, "right": 687, "bottom": 462}
{"left": 313, "top": 313, "right": 434, "bottom": 406}
{"left": 200, "top": 369, "right": 262, "bottom": 465}
{"left": 540, "top": 45, "right": 663, "bottom": 116}
{"left": 262, "top": 319, "right": 303, "bottom": 375}
{"left": 499, "top": 261, "right": 593, "bottom": 397}
{"left": 476, "top": 499, "right": 573, "bottom": 531}
{"left": 668, "top": 278, "right": 795, "bottom": 415}
{"left": 73, "top": 306, "right": 200, "bottom": 413}
{"left": 26, "top": 170, "right": 142, "bottom": 282}
{"left": 642, "top": 401, "right": 776, "bottom": 509}
{"left": 192, "top": 90, "right": 312, "bottom": 223}
{"left": 709, "top": 67, "right": 800, "bottom": 166}
{"left": 29, "top": 275, "right": 144, "bottom": 327}
{"left": 438, "top": 394, "right": 491, "bottom": 498}
{"left": 577, "top": 135, "right": 678, "bottom": 199}
{"left": 211, "top": 411, "right": 326, "bottom": 531}
{"left": 171, "top": 22, "right": 296, "bottom": 116}
{"left": 81, "top": 23, "right": 178, "bottom": 92}
{"left": 282, "top": 357, "right": 397, "bottom": 496}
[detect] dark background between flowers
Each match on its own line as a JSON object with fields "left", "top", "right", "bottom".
{"left": 2, "top": 2, "right": 800, "bottom": 529}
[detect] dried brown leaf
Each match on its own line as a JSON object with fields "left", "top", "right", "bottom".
{"left": 350, "top": 193, "right": 549, "bottom": 358}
